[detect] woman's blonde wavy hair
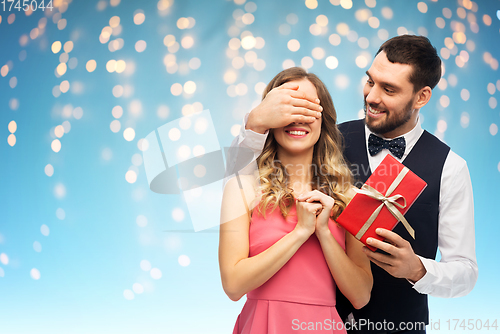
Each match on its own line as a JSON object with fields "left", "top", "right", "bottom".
{"left": 255, "top": 67, "right": 352, "bottom": 220}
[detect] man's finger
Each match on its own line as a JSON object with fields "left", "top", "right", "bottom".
{"left": 364, "top": 247, "right": 393, "bottom": 266}
{"left": 366, "top": 237, "right": 397, "bottom": 255}
{"left": 369, "top": 256, "right": 392, "bottom": 272}
{"left": 289, "top": 97, "right": 323, "bottom": 112}
{"left": 278, "top": 82, "right": 300, "bottom": 90}
{"left": 290, "top": 107, "right": 322, "bottom": 118}
{"left": 290, "top": 90, "right": 321, "bottom": 104}
{"left": 376, "top": 228, "right": 405, "bottom": 246}
{"left": 289, "top": 115, "right": 317, "bottom": 124}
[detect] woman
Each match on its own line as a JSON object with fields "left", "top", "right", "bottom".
{"left": 219, "top": 67, "right": 372, "bottom": 334}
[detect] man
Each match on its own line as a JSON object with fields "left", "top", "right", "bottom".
{"left": 227, "top": 35, "right": 477, "bottom": 333}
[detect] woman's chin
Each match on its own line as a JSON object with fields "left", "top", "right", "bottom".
{"left": 279, "top": 145, "right": 314, "bottom": 156}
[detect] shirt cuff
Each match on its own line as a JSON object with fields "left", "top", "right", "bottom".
{"left": 239, "top": 113, "right": 269, "bottom": 149}
{"left": 410, "top": 256, "right": 436, "bottom": 294}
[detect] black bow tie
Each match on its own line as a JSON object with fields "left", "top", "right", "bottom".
{"left": 368, "top": 133, "right": 406, "bottom": 159}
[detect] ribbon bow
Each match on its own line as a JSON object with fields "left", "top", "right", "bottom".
{"left": 353, "top": 166, "right": 415, "bottom": 240}
{"left": 368, "top": 133, "right": 406, "bottom": 159}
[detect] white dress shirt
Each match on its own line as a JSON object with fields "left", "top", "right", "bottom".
{"left": 230, "top": 113, "right": 478, "bottom": 298}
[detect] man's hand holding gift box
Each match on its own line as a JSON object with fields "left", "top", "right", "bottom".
{"left": 337, "top": 154, "right": 428, "bottom": 281}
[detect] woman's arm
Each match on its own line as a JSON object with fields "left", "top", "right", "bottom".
{"left": 298, "top": 189, "right": 373, "bottom": 309}
{"left": 316, "top": 229, "right": 372, "bottom": 309}
{"left": 219, "top": 177, "right": 319, "bottom": 301}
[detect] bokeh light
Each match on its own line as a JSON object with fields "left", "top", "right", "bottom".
{"left": 51, "top": 139, "right": 61, "bottom": 153}
{"left": 150, "top": 268, "right": 162, "bottom": 279}
{"left": 8, "top": 121, "right": 17, "bottom": 133}
{"left": 490, "top": 124, "right": 498, "bottom": 136}
{"left": 461, "top": 112, "right": 470, "bottom": 128}
{"left": 305, "top": 0, "right": 318, "bottom": 10}
{"left": 192, "top": 145, "right": 205, "bottom": 157}
{"left": 40, "top": 224, "right": 50, "bottom": 236}
{"left": 437, "top": 119, "right": 448, "bottom": 133}
{"left": 30, "top": 268, "right": 41, "bottom": 280}
{"left": 44, "top": 164, "right": 54, "bottom": 177}
{"left": 54, "top": 183, "right": 67, "bottom": 199}
{"left": 51, "top": 41, "right": 62, "bottom": 53}
{"left": 125, "top": 170, "right": 137, "bottom": 184}
{"left": 0, "top": 253, "right": 9, "bottom": 265}
{"left": 135, "top": 40, "right": 147, "bottom": 52}
{"left": 417, "top": 2, "right": 428, "bottom": 13}
{"left": 134, "top": 11, "right": 146, "bottom": 25}
{"left": 171, "top": 83, "right": 183, "bottom": 96}
{"left": 56, "top": 208, "right": 66, "bottom": 220}
{"left": 123, "top": 289, "right": 134, "bottom": 300}
{"left": 136, "top": 215, "right": 147, "bottom": 227}
{"left": 133, "top": 283, "right": 144, "bottom": 294}
{"left": 140, "top": 260, "right": 151, "bottom": 271}
{"left": 33, "top": 241, "right": 42, "bottom": 253}
{"left": 9, "top": 98, "right": 19, "bottom": 110}
{"left": 172, "top": 208, "right": 185, "bottom": 222}
{"left": 325, "top": 56, "right": 339, "bottom": 69}
{"left": 169, "top": 128, "right": 181, "bottom": 141}
{"left": 178, "top": 255, "right": 191, "bottom": 267}
{"left": 287, "top": 39, "right": 300, "bottom": 52}
{"left": 183, "top": 81, "right": 196, "bottom": 94}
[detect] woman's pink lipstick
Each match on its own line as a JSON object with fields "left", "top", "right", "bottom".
{"left": 284, "top": 128, "right": 309, "bottom": 138}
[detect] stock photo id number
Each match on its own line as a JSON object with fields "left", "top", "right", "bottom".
{"left": 1, "top": 0, "right": 53, "bottom": 12}
{"left": 428, "top": 319, "right": 499, "bottom": 331}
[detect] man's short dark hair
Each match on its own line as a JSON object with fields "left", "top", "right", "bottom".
{"left": 376, "top": 35, "right": 442, "bottom": 92}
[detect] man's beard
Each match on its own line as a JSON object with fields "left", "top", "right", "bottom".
{"left": 364, "top": 97, "right": 414, "bottom": 136}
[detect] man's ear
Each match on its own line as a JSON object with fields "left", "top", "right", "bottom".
{"left": 413, "top": 86, "right": 432, "bottom": 109}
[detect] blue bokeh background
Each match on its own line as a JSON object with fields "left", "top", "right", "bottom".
{"left": 1, "top": 0, "right": 499, "bottom": 333}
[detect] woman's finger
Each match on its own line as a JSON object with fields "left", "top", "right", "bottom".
{"left": 308, "top": 196, "right": 334, "bottom": 209}
{"left": 306, "top": 196, "right": 323, "bottom": 204}
{"left": 297, "top": 191, "right": 317, "bottom": 201}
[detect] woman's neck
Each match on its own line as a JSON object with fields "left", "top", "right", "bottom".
{"left": 276, "top": 148, "right": 314, "bottom": 196}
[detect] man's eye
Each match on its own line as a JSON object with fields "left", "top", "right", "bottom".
{"left": 384, "top": 88, "right": 394, "bottom": 93}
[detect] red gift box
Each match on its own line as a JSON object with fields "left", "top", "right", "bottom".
{"left": 337, "top": 154, "right": 427, "bottom": 251}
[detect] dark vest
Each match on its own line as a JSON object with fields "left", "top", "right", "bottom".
{"left": 337, "top": 119, "right": 450, "bottom": 332}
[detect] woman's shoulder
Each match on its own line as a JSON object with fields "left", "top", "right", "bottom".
{"left": 223, "top": 173, "right": 261, "bottom": 207}
{"left": 224, "top": 173, "right": 258, "bottom": 194}
{"left": 221, "top": 174, "right": 261, "bottom": 224}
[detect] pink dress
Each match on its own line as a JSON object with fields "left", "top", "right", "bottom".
{"left": 232, "top": 204, "right": 347, "bottom": 334}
